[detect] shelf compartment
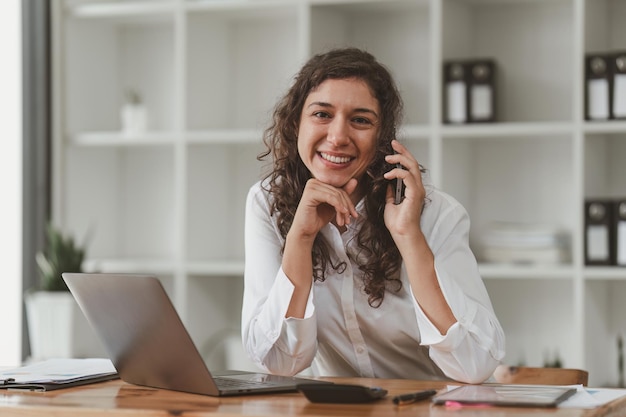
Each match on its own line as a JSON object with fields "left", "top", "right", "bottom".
{"left": 63, "top": 146, "right": 177, "bottom": 260}
{"left": 185, "top": 144, "right": 265, "bottom": 262}
{"left": 64, "top": 12, "right": 176, "bottom": 135}
{"left": 441, "top": 135, "right": 575, "bottom": 265}
{"left": 309, "top": 0, "right": 431, "bottom": 125}
{"left": 584, "top": 279, "right": 626, "bottom": 387}
{"left": 185, "top": 5, "right": 301, "bottom": 131}
{"left": 584, "top": 0, "right": 626, "bottom": 53}
{"left": 584, "top": 133, "right": 626, "bottom": 199}
{"left": 485, "top": 279, "right": 577, "bottom": 370}
{"left": 442, "top": 0, "right": 575, "bottom": 123}
{"left": 185, "top": 274, "right": 246, "bottom": 370}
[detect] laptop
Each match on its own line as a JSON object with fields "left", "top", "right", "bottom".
{"left": 62, "top": 272, "right": 328, "bottom": 396}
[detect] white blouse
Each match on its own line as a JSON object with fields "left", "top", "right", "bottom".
{"left": 242, "top": 176, "right": 505, "bottom": 383}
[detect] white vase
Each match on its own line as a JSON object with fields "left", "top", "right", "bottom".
{"left": 120, "top": 103, "right": 148, "bottom": 135}
{"left": 25, "top": 291, "right": 107, "bottom": 360}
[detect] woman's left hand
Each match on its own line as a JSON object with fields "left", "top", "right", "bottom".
{"left": 383, "top": 140, "right": 426, "bottom": 240}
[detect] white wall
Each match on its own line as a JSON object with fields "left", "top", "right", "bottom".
{"left": 0, "top": 0, "right": 22, "bottom": 367}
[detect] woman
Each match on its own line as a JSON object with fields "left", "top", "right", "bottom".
{"left": 242, "top": 47, "right": 504, "bottom": 383}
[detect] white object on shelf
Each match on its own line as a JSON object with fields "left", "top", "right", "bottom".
{"left": 481, "top": 222, "right": 571, "bottom": 265}
{"left": 121, "top": 103, "right": 148, "bottom": 135}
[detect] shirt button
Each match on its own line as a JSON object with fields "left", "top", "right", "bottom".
{"left": 356, "top": 346, "right": 364, "bottom": 354}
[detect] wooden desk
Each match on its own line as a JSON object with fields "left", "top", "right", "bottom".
{"left": 1, "top": 377, "right": 625, "bottom": 417}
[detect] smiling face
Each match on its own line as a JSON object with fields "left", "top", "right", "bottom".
{"left": 297, "top": 78, "right": 381, "bottom": 190}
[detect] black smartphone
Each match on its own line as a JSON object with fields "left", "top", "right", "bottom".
{"left": 297, "top": 383, "right": 388, "bottom": 404}
{"left": 393, "top": 163, "right": 405, "bottom": 205}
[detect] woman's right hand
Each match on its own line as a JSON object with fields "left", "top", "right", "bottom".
{"left": 282, "top": 178, "right": 359, "bottom": 318}
{"left": 289, "top": 178, "right": 359, "bottom": 243}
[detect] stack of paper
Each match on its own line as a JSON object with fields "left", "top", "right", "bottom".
{"left": 480, "top": 222, "right": 571, "bottom": 265}
{"left": 0, "top": 358, "right": 118, "bottom": 391}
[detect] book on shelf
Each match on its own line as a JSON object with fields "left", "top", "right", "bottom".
{"left": 480, "top": 222, "right": 570, "bottom": 265}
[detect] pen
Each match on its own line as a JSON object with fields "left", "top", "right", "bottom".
{"left": 392, "top": 389, "right": 437, "bottom": 406}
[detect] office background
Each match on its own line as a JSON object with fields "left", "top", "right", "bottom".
{"left": 4, "top": 0, "right": 626, "bottom": 388}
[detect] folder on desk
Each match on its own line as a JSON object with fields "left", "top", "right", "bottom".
{"left": 611, "top": 52, "right": 626, "bottom": 120}
{"left": 584, "top": 199, "right": 615, "bottom": 265}
{"left": 585, "top": 53, "right": 611, "bottom": 121}
{"left": 0, "top": 358, "right": 119, "bottom": 392}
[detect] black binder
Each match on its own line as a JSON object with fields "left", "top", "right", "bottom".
{"left": 443, "top": 59, "right": 496, "bottom": 124}
{"left": 611, "top": 52, "right": 626, "bottom": 120}
{"left": 585, "top": 53, "right": 611, "bottom": 121}
{"left": 615, "top": 199, "right": 626, "bottom": 266}
{"left": 467, "top": 59, "right": 496, "bottom": 123}
{"left": 584, "top": 199, "right": 615, "bottom": 265}
{"left": 443, "top": 61, "right": 467, "bottom": 124}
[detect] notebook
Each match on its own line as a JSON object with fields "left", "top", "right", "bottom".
{"left": 62, "top": 272, "right": 327, "bottom": 396}
{"left": 431, "top": 384, "right": 578, "bottom": 408}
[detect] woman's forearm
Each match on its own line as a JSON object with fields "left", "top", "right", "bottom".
{"left": 282, "top": 233, "right": 315, "bottom": 318}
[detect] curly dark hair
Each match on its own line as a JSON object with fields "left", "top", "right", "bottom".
{"left": 258, "top": 47, "right": 404, "bottom": 308}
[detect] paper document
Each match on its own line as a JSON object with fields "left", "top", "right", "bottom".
{"left": 0, "top": 358, "right": 118, "bottom": 391}
{"left": 560, "top": 385, "right": 626, "bottom": 409}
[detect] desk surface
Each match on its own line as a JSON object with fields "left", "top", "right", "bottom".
{"left": 1, "top": 377, "right": 625, "bottom": 417}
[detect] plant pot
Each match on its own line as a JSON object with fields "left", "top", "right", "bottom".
{"left": 120, "top": 103, "right": 147, "bottom": 135}
{"left": 25, "top": 291, "right": 107, "bottom": 360}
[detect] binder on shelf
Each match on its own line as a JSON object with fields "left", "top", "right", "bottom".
{"left": 443, "top": 59, "right": 496, "bottom": 124}
{"left": 443, "top": 61, "right": 467, "bottom": 124}
{"left": 585, "top": 53, "right": 611, "bottom": 121}
{"left": 584, "top": 199, "right": 615, "bottom": 266}
{"left": 467, "top": 59, "right": 496, "bottom": 123}
{"left": 611, "top": 52, "right": 626, "bottom": 120}
{"left": 615, "top": 200, "right": 626, "bottom": 266}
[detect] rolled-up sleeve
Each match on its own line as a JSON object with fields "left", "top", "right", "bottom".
{"left": 412, "top": 195, "right": 506, "bottom": 383}
{"left": 241, "top": 183, "right": 318, "bottom": 375}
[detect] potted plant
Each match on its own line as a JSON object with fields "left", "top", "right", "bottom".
{"left": 25, "top": 224, "right": 105, "bottom": 360}
{"left": 120, "top": 88, "right": 147, "bottom": 135}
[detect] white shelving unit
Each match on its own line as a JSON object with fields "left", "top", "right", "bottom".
{"left": 52, "top": 0, "right": 626, "bottom": 386}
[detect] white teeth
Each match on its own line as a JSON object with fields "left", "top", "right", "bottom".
{"left": 320, "top": 152, "right": 351, "bottom": 164}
